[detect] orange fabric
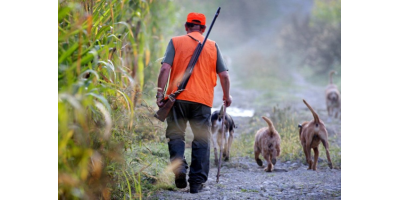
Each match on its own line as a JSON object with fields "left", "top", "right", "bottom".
{"left": 187, "top": 12, "right": 206, "bottom": 25}
{"left": 167, "top": 32, "right": 217, "bottom": 107}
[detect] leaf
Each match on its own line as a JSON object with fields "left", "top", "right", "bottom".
{"left": 95, "top": 25, "right": 112, "bottom": 40}
{"left": 107, "top": 34, "right": 120, "bottom": 41}
{"left": 59, "top": 43, "right": 79, "bottom": 64}
{"left": 58, "top": 6, "right": 71, "bottom": 23}
{"left": 79, "top": 69, "right": 100, "bottom": 80}
{"left": 117, "top": 89, "right": 134, "bottom": 115}
{"left": 86, "top": 92, "right": 111, "bottom": 113}
{"left": 98, "top": 60, "right": 116, "bottom": 82}
{"left": 94, "top": 101, "right": 112, "bottom": 139}
{"left": 58, "top": 130, "right": 74, "bottom": 155}
{"left": 59, "top": 93, "right": 82, "bottom": 111}
{"left": 115, "top": 21, "right": 134, "bottom": 38}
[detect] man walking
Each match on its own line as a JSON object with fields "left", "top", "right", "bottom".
{"left": 156, "top": 12, "right": 232, "bottom": 193}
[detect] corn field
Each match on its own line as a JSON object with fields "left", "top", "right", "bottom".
{"left": 58, "top": 0, "right": 177, "bottom": 199}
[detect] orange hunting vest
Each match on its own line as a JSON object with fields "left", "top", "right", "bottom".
{"left": 166, "top": 32, "right": 218, "bottom": 107}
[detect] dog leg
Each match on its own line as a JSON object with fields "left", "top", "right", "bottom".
{"left": 223, "top": 143, "right": 228, "bottom": 161}
{"left": 302, "top": 145, "right": 310, "bottom": 170}
{"left": 224, "top": 132, "right": 234, "bottom": 161}
{"left": 217, "top": 134, "right": 225, "bottom": 166}
{"left": 263, "top": 153, "right": 273, "bottom": 172}
{"left": 276, "top": 143, "right": 281, "bottom": 157}
{"left": 321, "top": 139, "right": 333, "bottom": 169}
{"left": 271, "top": 148, "right": 278, "bottom": 165}
{"left": 305, "top": 144, "right": 313, "bottom": 170}
{"left": 328, "top": 106, "right": 333, "bottom": 122}
{"left": 254, "top": 143, "right": 263, "bottom": 167}
{"left": 211, "top": 134, "right": 218, "bottom": 166}
{"left": 312, "top": 147, "right": 319, "bottom": 171}
{"left": 222, "top": 131, "right": 229, "bottom": 160}
{"left": 334, "top": 107, "right": 339, "bottom": 119}
{"left": 226, "top": 134, "right": 233, "bottom": 161}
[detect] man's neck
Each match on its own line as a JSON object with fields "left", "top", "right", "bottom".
{"left": 187, "top": 30, "right": 203, "bottom": 34}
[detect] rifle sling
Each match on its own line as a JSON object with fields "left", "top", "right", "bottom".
{"left": 170, "top": 34, "right": 202, "bottom": 98}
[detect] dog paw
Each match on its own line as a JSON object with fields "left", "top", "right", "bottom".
{"left": 328, "top": 163, "right": 333, "bottom": 169}
{"left": 264, "top": 167, "right": 272, "bottom": 172}
{"left": 224, "top": 156, "right": 229, "bottom": 161}
{"left": 272, "top": 158, "right": 276, "bottom": 165}
{"left": 256, "top": 159, "right": 263, "bottom": 166}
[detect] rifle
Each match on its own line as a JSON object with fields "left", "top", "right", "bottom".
{"left": 154, "top": 7, "right": 221, "bottom": 122}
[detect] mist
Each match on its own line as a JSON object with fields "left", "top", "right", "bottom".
{"left": 169, "top": 0, "right": 341, "bottom": 110}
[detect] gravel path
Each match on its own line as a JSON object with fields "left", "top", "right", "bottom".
{"left": 149, "top": 157, "right": 340, "bottom": 200}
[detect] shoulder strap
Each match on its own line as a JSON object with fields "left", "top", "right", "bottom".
{"left": 187, "top": 34, "right": 201, "bottom": 44}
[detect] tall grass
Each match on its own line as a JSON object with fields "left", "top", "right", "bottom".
{"left": 58, "top": 0, "right": 177, "bottom": 199}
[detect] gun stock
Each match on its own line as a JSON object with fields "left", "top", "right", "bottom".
{"left": 154, "top": 98, "right": 175, "bottom": 122}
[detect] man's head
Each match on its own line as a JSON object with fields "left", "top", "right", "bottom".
{"left": 185, "top": 12, "right": 206, "bottom": 33}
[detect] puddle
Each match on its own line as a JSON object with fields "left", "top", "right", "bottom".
{"left": 211, "top": 106, "right": 254, "bottom": 117}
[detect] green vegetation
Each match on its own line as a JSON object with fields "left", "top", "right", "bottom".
{"left": 58, "top": 0, "right": 177, "bottom": 199}
{"left": 241, "top": 189, "right": 259, "bottom": 193}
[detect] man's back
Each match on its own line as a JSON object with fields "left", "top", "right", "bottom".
{"left": 167, "top": 32, "right": 217, "bottom": 107}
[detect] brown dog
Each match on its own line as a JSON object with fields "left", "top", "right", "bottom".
{"left": 325, "top": 70, "right": 341, "bottom": 119}
{"left": 298, "top": 99, "right": 333, "bottom": 170}
{"left": 254, "top": 117, "right": 281, "bottom": 172}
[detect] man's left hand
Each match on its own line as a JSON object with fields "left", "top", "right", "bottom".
{"left": 223, "top": 95, "right": 232, "bottom": 107}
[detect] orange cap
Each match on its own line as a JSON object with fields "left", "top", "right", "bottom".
{"left": 186, "top": 12, "right": 206, "bottom": 25}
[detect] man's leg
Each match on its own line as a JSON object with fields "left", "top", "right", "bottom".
{"left": 166, "top": 101, "right": 189, "bottom": 188}
{"left": 188, "top": 104, "right": 211, "bottom": 193}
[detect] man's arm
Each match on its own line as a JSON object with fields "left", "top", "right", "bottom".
{"left": 156, "top": 63, "right": 171, "bottom": 107}
{"left": 218, "top": 71, "right": 232, "bottom": 107}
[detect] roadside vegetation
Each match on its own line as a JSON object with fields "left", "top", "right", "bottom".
{"left": 58, "top": 0, "right": 177, "bottom": 199}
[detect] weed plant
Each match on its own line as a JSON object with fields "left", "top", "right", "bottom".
{"left": 58, "top": 0, "right": 177, "bottom": 199}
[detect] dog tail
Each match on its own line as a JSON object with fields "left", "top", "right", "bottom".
{"left": 262, "top": 116, "right": 276, "bottom": 134}
{"left": 303, "top": 99, "right": 320, "bottom": 124}
{"left": 329, "top": 70, "right": 336, "bottom": 84}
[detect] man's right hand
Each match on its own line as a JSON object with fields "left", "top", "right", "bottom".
{"left": 223, "top": 95, "right": 232, "bottom": 107}
{"left": 156, "top": 97, "right": 165, "bottom": 108}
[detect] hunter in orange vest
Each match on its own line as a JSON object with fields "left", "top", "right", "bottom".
{"left": 156, "top": 12, "right": 232, "bottom": 193}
